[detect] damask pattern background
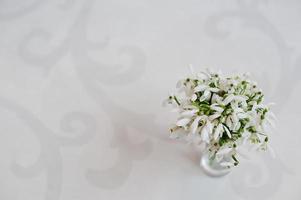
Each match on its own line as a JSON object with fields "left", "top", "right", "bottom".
{"left": 0, "top": 0, "right": 300, "bottom": 199}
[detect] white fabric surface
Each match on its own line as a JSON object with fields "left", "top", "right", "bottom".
{"left": 0, "top": 0, "right": 300, "bottom": 199}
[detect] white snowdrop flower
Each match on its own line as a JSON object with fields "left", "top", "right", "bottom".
{"left": 164, "top": 68, "right": 275, "bottom": 168}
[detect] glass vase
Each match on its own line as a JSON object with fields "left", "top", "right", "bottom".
{"left": 200, "top": 151, "right": 231, "bottom": 177}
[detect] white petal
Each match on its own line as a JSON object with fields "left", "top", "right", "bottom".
{"left": 241, "top": 101, "right": 248, "bottom": 109}
{"left": 251, "top": 102, "right": 258, "bottom": 111}
{"left": 216, "top": 96, "right": 224, "bottom": 105}
{"left": 223, "top": 125, "right": 232, "bottom": 138}
{"left": 223, "top": 94, "right": 235, "bottom": 105}
{"left": 194, "top": 84, "right": 208, "bottom": 92}
{"left": 199, "top": 90, "right": 211, "bottom": 102}
{"left": 233, "top": 121, "right": 241, "bottom": 131}
{"left": 230, "top": 101, "right": 238, "bottom": 109}
{"left": 208, "top": 87, "right": 220, "bottom": 93}
{"left": 210, "top": 104, "right": 224, "bottom": 113}
{"left": 237, "top": 112, "right": 247, "bottom": 119}
{"left": 191, "top": 94, "right": 197, "bottom": 101}
{"left": 213, "top": 124, "right": 222, "bottom": 140}
{"left": 226, "top": 116, "right": 233, "bottom": 130}
{"left": 211, "top": 93, "right": 219, "bottom": 103}
{"left": 190, "top": 116, "right": 202, "bottom": 134}
{"left": 180, "top": 109, "right": 198, "bottom": 117}
{"left": 199, "top": 95, "right": 206, "bottom": 102}
{"left": 201, "top": 126, "right": 210, "bottom": 143}
{"left": 234, "top": 95, "right": 247, "bottom": 102}
{"left": 209, "top": 113, "right": 221, "bottom": 121}
{"left": 231, "top": 114, "right": 239, "bottom": 128}
{"left": 228, "top": 88, "right": 235, "bottom": 94}
{"left": 197, "top": 71, "right": 210, "bottom": 79}
{"left": 176, "top": 118, "right": 191, "bottom": 127}
{"left": 206, "top": 121, "right": 213, "bottom": 135}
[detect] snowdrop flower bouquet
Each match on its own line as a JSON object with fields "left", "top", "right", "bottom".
{"left": 163, "top": 69, "right": 275, "bottom": 172}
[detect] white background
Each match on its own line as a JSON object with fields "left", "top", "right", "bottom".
{"left": 0, "top": 0, "right": 301, "bottom": 199}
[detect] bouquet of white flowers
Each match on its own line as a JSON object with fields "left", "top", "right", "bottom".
{"left": 163, "top": 68, "right": 275, "bottom": 168}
